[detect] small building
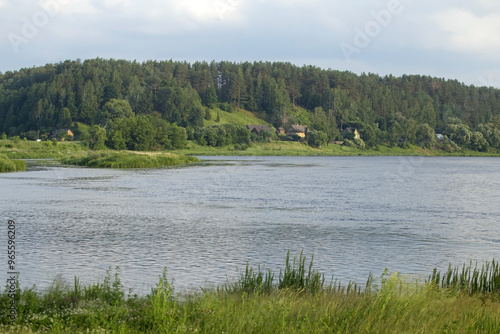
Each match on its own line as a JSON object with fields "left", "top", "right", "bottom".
{"left": 246, "top": 125, "right": 271, "bottom": 135}
{"left": 342, "top": 127, "right": 360, "bottom": 140}
{"left": 276, "top": 127, "right": 285, "bottom": 135}
{"left": 286, "top": 125, "right": 308, "bottom": 138}
{"left": 51, "top": 129, "right": 74, "bottom": 141}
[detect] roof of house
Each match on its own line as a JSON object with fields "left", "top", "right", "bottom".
{"left": 246, "top": 125, "right": 271, "bottom": 134}
{"left": 287, "top": 125, "right": 308, "bottom": 133}
{"left": 52, "top": 129, "right": 72, "bottom": 134}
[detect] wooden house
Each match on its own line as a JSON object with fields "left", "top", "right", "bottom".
{"left": 286, "top": 125, "right": 308, "bottom": 138}
{"left": 246, "top": 125, "right": 271, "bottom": 135}
{"left": 51, "top": 129, "right": 74, "bottom": 141}
{"left": 342, "top": 127, "right": 360, "bottom": 140}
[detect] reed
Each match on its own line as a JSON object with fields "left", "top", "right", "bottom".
{"left": 278, "top": 250, "right": 325, "bottom": 294}
{"left": 2, "top": 256, "right": 500, "bottom": 333}
{"left": 428, "top": 260, "right": 500, "bottom": 296}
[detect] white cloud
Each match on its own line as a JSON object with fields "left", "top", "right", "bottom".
{"left": 432, "top": 8, "right": 500, "bottom": 58}
{"left": 0, "top": 0, "right": 499, "bottom": 88}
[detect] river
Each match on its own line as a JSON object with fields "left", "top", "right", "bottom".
{"left": 1, "top": 156, "right": 499, "bottom": 294}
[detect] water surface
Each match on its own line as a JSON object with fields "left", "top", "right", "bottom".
{"left": 1, "top": 156, "right": 499, "bottom": 293}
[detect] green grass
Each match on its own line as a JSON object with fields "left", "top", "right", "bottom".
{"left": 203, "top": 107, "right": 270, "bottom": 127}
{"left": 60, "top": 151, "right": 200, "bottom": 169}
{"left": 0, "top": 153, "right": 26, "bottom": 173}
{"left": 0, "top": 139, "right": 88, "bottom": 159}
{"left": 1, "top": 255, "right": 500, "bottom": 333}
{"left": 180, "top": 140, "right": 500, "bottom": 157}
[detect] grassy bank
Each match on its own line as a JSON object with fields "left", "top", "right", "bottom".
{"left": 0, "top": 139, "right": 88, "bottom": 159}
{"left": 60, "top": 151, "right": 200, "bottom": 168}
{"left": 0, "top": 153, "right": 26, "bottom": 173}
{"left": 180, "top": 141, "right": 500, "bottom": 157}
{"left": 1, "top": 254, "right": 499, "bottom": 333}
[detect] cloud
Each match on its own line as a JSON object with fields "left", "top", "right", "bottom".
{"left": 432, "top": 8, "right": 500, "bottom": 58}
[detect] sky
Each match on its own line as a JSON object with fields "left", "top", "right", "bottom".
{"left": 1, "top": 0, "right": 500, "bottom": 88}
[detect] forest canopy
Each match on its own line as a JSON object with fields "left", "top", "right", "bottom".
{"left": 1, "top": 58, "right": 499, "bottom": 151}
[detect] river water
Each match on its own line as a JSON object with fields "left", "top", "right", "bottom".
{"left": 1, "top": 156, "right": 499, "bottom": 294}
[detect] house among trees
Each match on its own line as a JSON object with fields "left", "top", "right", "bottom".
{"left": 51, "top": 129, "right": 74, "bottom": 141}
{"left": 276, "top": 127, "right": 285, "bottom": 135}
{"left": 342, "top": 127, "right": 360, "bottom": 140}
{"left": 286, "top": 125, "right": 308, "bottom": 138}
{"left": 246, "top": 125, "right": 271, "bottom": 135}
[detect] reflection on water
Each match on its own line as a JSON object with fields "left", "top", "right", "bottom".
{"left": 1, "top": 156, "right": 500, "bottom": 294}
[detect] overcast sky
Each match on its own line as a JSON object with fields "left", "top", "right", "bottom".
{"left": 1, "top": 0, "right": 500, "bottom": 88}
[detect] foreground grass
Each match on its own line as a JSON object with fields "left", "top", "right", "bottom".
{"left": 1, "top": 254, "right": 500, "bottom": 333}
{"left": 60, "top": 151, "right": 200, "bottom": 168}
{"left": 180, "top": 140, "right": 500, "bottom": 157}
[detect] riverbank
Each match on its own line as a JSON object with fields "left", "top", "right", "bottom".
{"left": 179, "top": 141, "right": 500, "bottom": 157}
{"left": 1, "top": 255, "right": 499, "bottom": 333}
{"left": 1, "top": 138, "right": 499, "bottom": 173}
{"left": 0, "top": 139, "right": 199, "bottom": 170}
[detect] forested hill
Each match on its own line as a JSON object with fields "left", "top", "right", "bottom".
{"left": 1, "top": 58, "right": 500, "bottom": 150}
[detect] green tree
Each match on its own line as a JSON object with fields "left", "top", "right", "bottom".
{"left": 87, "top": 125, "right": 107, "bottom": 150}
{"left": 415, "top": 123, "right": 436, "bottom": 148}
{"left": 57, "top": 107, "right": 72, "bottom": 128}
{"left": 205, "top": 85, "right": 218, "bottom": 108}
{"left": 99, "top": 99, "right": 134, "bottom": 123}
{"left": 204, "top": 107, "right": 212, "bottom": 121}
{"left": 109, "top": 130, "right": 127, "bottom": 150}
{"left": 470, "top": 131, "right": 489, "bottom": 151}
{"left": 307, "top": 130, "right": 328, "bottom": 148}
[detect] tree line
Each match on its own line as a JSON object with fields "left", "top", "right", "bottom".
{"left": 1, "top": 58, "right": 499, "bottom": 151}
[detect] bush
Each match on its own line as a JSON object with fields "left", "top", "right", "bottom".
{"left": 0, "top": 154, "right": 26, "bottom": 173}
{"left": 307, "top": 130, "right": 328, "bottom": 148}
{"left": 197, "top": 124, "right": 251, "bottom": 147}
{"left": 219, "top": 102, "right": 233, "bottom": 112}
{"left": 343, "top": 138, "right": 366, "bottom": 149}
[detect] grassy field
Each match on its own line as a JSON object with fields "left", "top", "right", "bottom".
{"left": 0, "top": 139, "right": 88, "bottom": 159}
{"left": 180, "top": 140, "right": 500, "bottom": 157}
{"left": 203, "top": 108, "right": 270, "bottom": 128}
{"left": 1, "top": 254, "right": 499, "bottom": 333}
{"left": 60, "top": 151, "right": 200, "bottom": 169}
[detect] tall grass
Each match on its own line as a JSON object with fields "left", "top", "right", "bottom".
{"left": 0, "top": 153, "right": 26, "bottom": 173}
{"left": 278, "top": 250, "right": 325, "bottom": 294}
{"left": 428, "top": 260, "right": 500, "bottom": 295}
{"left": 1, "top": 255, "right": 500, "bottom": 333}
{"left": 60, "top": 151, "right": 200, "bottom": 168}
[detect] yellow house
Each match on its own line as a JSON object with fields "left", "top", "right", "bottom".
{"left": 286, "top": 125, "right": 308, "bottom": 138}
{"left": 52, "top": 129, "right": 74, "bottom": 141}
{"left": 342, "top": 127, "right": 360, "bottom": 140}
